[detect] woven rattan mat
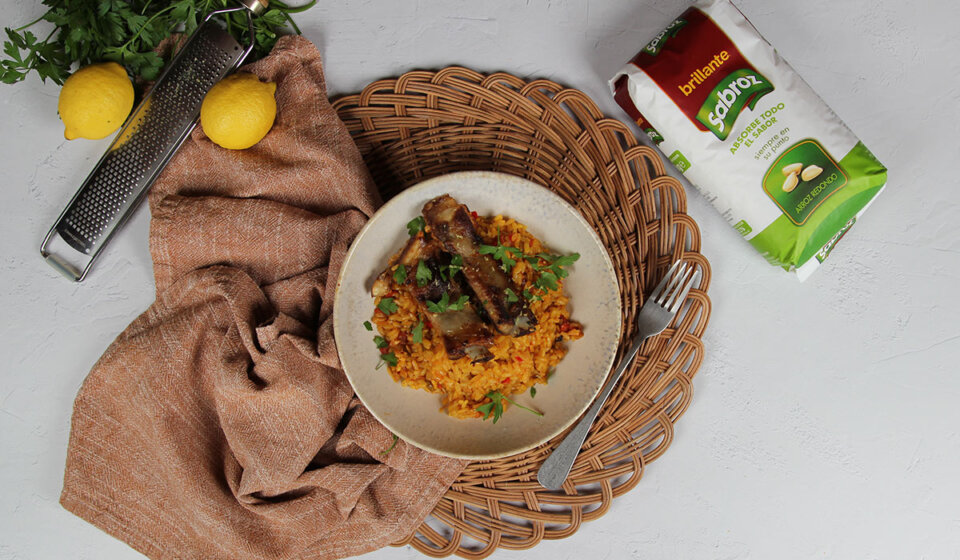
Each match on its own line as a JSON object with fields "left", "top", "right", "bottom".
{"left": 333, "top": 67, "right": 711, "bottom": 558}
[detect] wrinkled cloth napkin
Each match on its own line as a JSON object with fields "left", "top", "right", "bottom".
{"left": 60, "top": 36, "right": 467, "bottom": 559}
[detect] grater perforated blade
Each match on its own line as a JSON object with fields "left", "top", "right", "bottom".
{"left": 40, "top": 0, "right": 267, "bottom": 282}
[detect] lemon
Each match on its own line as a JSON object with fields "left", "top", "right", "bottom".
{"left": 58, "top": 62, "right": 134, "bottom": 140}
{"left": 200, "top": 73, "right": 277, "bottom": 150}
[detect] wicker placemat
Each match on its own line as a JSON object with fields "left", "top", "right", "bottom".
{"left": 333, "top": 67, "right": 712, "bottom": 558}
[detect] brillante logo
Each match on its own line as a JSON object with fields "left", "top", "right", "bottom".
{"left": 696, "top": 69, "right": 774, "bottom": 140}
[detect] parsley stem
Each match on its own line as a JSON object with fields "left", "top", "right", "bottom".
{"left": 282, "top": 11, "right": 302, "bottom": 35}
{"left": 505, "top": 396, "right": 543, "bottom": 417}
{"left": 41, "top": 27, "right": 57, "bottom": 49}
{"left": 380, "top": 434, "right": 399, "bottom": 457}
{"left": 14, "top": 8, "right": 53, "bottom": 32}
{"left": 120, "top": 4, "right": 178, "bottom": 50}
{"left": 274, "top": 0, "right": 319, "bottom": 14}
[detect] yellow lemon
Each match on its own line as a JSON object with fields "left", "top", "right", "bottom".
{"left": 58, "top": 62, "right": 134, "bottom": 140}
{"left": 200, "top": 73, "right": 277, "bottom": 150}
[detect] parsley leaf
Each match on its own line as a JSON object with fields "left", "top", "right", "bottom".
{"left": 448, "top": 254, "right": 464, "bottom": 277}
{"left": 416, "top": 259, "right": 432, "bottom": 287}
{"left": 448, "top": 294, "right": 469, "bottom": 311}
{"left": 476, "top": 401, "right": 498, "bottom": 423}
{"left": 479, "top": 243, "right": 521, "bottom": 271}
{"left": 363, "top": 321, "right": 373, "bottom": 331}
{"left": 373, "top": 334, "right": 395, "bottom": 370}
{"left": 411, "top": 317, "right": 424, "bottom": 344}
{"left": 479, "top": 229, "right": 522, "bottom": 272}
{"left": 523, "top": 289, "right": 543, "bottom": 302}
{"left": 393, "top": 264, "right": 407, "bottom": 284}
{"left": 426, "top": 293, "right": 470, "bottom": 313}
{"left": 406, "top": 216, "right": 425, "bottom": 236}
{"left": 534, "top": 271, "right": 559, "bottom": 291}
{"left": 505, "top": 288, "right": 519, "bottom": 303}
{"left": 530, "top": 387, "right": 537, "bottom": 398}
{"left": 375, "top": 351, "right": 398, "bottom": 370}
{"left": 476, "top": 390, "right": 543, "bottom": 424}
{"left": 439, "top": 254, "right": 463, "bottom": 281}
{"left": 531, "top": 252, "right": 580, "bottom": 291}
{"left": 549, "top": 253, "right": 581, "bottom": 269}
{"left": 377, "top": 298, "right": 398, "bottom": 315}
{"left": 426, "top": 293, "right": 449, "bottom": 314}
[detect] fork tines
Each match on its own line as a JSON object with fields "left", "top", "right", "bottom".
{"left": 652, "top": 260, "right": 700, "bottom": 312}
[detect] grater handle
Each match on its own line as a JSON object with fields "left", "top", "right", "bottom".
{"left": 41, "top": 242, "right": 86, "bottom": 281}
{"left": 41, "top": 210, "right": 89, "bottom": 282}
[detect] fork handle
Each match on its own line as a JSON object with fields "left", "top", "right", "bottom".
{"left": 537, "top": 333, "right": 648, "bottom": 490}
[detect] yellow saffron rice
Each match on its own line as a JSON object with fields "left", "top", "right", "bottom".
{"left": 371, "top": 214, "right": 583, "bottom": 419}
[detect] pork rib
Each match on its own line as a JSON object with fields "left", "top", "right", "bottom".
{"left": 374, "top": 232, "right": 495, "bottom": 362}
{"left": 422, "top": 195, "right": 536, "bottom": 337}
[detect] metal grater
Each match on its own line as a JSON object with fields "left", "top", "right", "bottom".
{"left": 41, "top": 0, "right": 268, "bottom": 281}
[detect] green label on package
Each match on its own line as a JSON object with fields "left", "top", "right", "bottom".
{"left": 670, "top": 150, "right": 692, "bottom": 172}
{"left": 763, "top": 139, "right": 847, "bottom": 225}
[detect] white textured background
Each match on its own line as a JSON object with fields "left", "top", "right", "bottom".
{"left": 2, "top": 0, "right": 959, "bottom": 558}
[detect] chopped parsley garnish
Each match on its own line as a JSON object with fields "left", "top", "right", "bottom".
{"left": 377, "top": 298, "right": 398, "bottom": 315}
{"left": 363, "top": 321, "right": 373, "bottom": 331}
{"left": 530, "top": 387, "right": 537, "bottom": 398}
{"left": 523, "top": 289, "right": 542, "bottom": 302}
{"left": 534, "top": 271, "right": 559, "bottom": 292}
{"left": 416, "top": 259, "right": 432, "bottom": 287}
{"left": 449, "top": 295, "right": 470, "bottom": 311}
{"left": 479, "top": 229, "right": 523, "bottom": 272}
{"left": 531, "top": 252, "right": 579, "bottom": 292}
{"left": 440, "top": 254, "right": 464, "bottom": 281}
{"left": 476, "top": 391, "right": 543, "bottom": 424}
{"left": 480, "top": 232, "right": 578, "bottom": 287}
{"left": 538, "top": 252, "right": 581, "bottom": 271}
{"left": 380, "top": 434, "right": 400, "bottom": 457}
{"left": 426, "top": 293, "right": 469, "bottom": 313}
{"left": 505, "top": 287, "right": 519, "bottom": 303}
{"left": 393, "top": 264, "right": 407, "bottom": 284}
{"left": 376, "top": 352, "right": 398, "bottom": 369}
{"left": 406, "top": 216, "right": 425, "bottom": 236}
{"left": 411, "top": 317, "right": 424, "bottom": 344}
{"left": 372, "top": 334, "right": 396, "bottom": 370}
{"left": 449, "top": 255, "right": 464, "bottom": 276}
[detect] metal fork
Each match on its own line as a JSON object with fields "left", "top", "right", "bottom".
{"left": 537, "top": 260, "right": 701, "bottom": 490}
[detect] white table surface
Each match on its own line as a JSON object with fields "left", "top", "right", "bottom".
{"left": 2, "top": 0, "right": 959, "bottom": 558}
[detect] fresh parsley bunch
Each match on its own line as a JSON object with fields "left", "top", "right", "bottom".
{"left": 2, "top": 0, "right": 316, "bottom": 86}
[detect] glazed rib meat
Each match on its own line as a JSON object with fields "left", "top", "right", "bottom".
{"left": 374, "top": 232, "right": 495, "bottom": 363}
{"left": 422, "top": 195, "right": 537, "bottom": 337}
